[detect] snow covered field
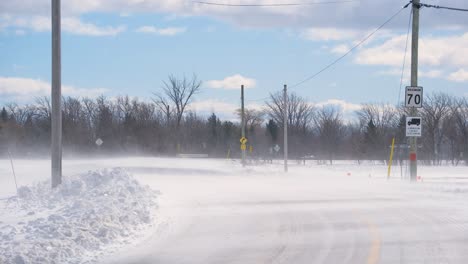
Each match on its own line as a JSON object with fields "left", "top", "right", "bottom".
{"left": 1, "top": 158, "right": 468, "bottom": 263}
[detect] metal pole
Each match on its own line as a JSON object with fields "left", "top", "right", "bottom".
{"left": 283, "top": 84, "right": 288, "bottom": 173}
{"left": 241, "top": 85, "right": 246, "bottom": 167}
{"left": 51, "top": 0, "right": 62, "bottom": 188}
{"left": 409, "top": 0, "right": 420, "bottom": 182}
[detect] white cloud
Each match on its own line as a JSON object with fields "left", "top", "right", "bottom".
{"left": 62, "top": 17, "right": 126, "bottom": 36}
{"left": 1, "top": 15, "right": 126, "bottom": 36}
{"left": 0, "top": 77, "right": 108, "bottom": 101}
{"left": 136, "top": 26, "right": 186, "bottom": 36}
{"left": 0, "top": 0, "right": 468, "bottom": 36}
{"left": 378, "top": 68, "right": 443, "bottom": 80}
{"left": 421, "top": 70, "right": 443, "bottom": 79}
{"left": 448, "top": 69, "right": 468, "bottom": 82}
{"left": 301, "top": 27, "right": 360, "bottom": 42}
{"left": 354, "top": 33, "right": 468, "bottom": 82}
{"left": 315, "top": 99, "right": 362, "bottom": 113}
{"left": 206, "top": 74, "right": 256, "bottom": 90}
{"left": 1, "top": 0, "right": 468, "bottom": 31}
{"left": 330, "top": 44, "right": 350, "bottom": 55}
{"left": 355, "top": 33, "right": 468, "bottom": 68}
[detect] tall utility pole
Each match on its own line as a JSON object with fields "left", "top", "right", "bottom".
{"left": 409, "top": 0, "right": 420, "bottom": 181}
{"left": 283, "top": 85, "right": 288, "bottom": 173}
{"left": 241, "top": 85, "right": 246, "bottom": 167}
{"left": 51, "top": 0, "right": 62, "bottom": 188}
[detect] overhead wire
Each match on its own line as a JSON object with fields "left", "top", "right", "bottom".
{"left": 290, "top": 1, "right": 412, "bottom": 89}
{"left": 419, "top": 2, "right": 468, "bottom": 12}
{"left": 392, "top": 3, "right": 413, "bottom": 166}
{"left": 397, "top": 4, "right": 413, "bottom": 108}
{"left": 193, "top": 0, "right": 358, "bottom": 7}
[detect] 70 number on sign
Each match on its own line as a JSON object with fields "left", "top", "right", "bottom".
{"left": 405, "top": 86, "right": 423, "bottom": 108}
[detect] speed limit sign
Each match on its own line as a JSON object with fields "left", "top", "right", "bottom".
{"left": 405, "top": 86, "right": 423, "bottom": 108}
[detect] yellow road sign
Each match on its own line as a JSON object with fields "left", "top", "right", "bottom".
{"left": 240, "top": 137, "right": 248, "bottom": 144}
{"left": 240, "top": 144, "right": 246, "bottom": 150}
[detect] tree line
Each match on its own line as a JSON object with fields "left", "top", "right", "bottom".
{"left": 0, "top": 75, "right": 467, "bottom": 165}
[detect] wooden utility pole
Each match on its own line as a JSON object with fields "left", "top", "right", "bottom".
{"left": 409, "top": 0, "right": 420, "bottom": 181}
{"left": 51, "top": 0, "right": 62, "bottom": 188}
{"left": 283, "top": 85, "right": 288, "bottom": 173}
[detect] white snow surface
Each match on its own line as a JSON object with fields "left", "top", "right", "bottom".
{"left": 0, "top": 168, "right": 158, "bottom": 264}
{"left": 1, "top": 158, "right": 468, "bottom": 263}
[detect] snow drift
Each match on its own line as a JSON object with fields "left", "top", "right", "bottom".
{"left": 0, "top": 168, "right": 158, "bottom": 264}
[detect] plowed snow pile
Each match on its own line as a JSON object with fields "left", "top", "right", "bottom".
{"left": 0, "top": 168, "right": 158, "bottom": 264}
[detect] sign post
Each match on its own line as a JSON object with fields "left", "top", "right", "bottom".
{"left": 409, "top": 0, "right": 421, "bottom": 182}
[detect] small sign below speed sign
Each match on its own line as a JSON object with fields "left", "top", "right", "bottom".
{"left": 405, "top": 86, "right": 423, "bottom": 108}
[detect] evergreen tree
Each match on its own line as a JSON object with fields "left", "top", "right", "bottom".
{"left": 364, "top": 119, "right": 378, "bottom": 157}
{"left": 1, "top": 107, "right": 7, "bottom": 122}
{"left": 266, "top": 119, "right": 278, "bottom": 144}
{"left": 207, "top": 113, "right": 220, "bottom": 152}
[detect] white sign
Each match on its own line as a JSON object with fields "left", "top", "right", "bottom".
{"left": 274, "top": 144, "right": 280, "bottom": 152}
{"left": 406, "top": 117, "right": 422, "bottom": 137}
{"left": 95, "top": 138, "right": 103, "bottom": 146}
{"left": 405, "top": 86, "right": 423, "bottom": 108}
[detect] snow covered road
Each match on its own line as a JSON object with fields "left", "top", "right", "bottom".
{"left": 1, "top": 158, "right": 468, "bottom": 263}
{"left": 101, "top": 159, "right": 468, "bottom": 264}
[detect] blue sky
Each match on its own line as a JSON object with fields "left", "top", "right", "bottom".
{"left": 1, "top": 0, "right": 468, "bottom": 120}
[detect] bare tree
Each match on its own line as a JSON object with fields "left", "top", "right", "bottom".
{"left": 313, "top": 106, "right": 345, "bottom": 164}
{"left": 265, "top": 92, "right": 314, "bottom": 131}
{"left": 35, "top": 97, "right": 51, "bottom": 120}
{"left": 421, "top": 92, "right": 452, "bottom": 165}
{"left": 450, "top": 98, "right": 468, "bottom": 164}
{"left": 235, "top": 108, "right": 264, "bottom": 132}
{"left": 356, "top": 103, "right": 398, "bottom": 160}
{"left": 265, "top": 92, "right": 315, "bottom": 158}
{"left": 153, "top": 74, "right": 201, "bottom": 129}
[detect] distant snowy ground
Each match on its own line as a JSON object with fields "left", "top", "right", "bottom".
{"left": 0, "top": 167, "right": 158, "bottom": 264}
{"left": 1, "top": 158, "right": 468, "bottom": 263}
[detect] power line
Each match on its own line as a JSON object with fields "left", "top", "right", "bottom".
{"left": 193, "top": 0, "right": 358, "bottom": 7}
{"left": 290, "top": 1, "right": 411, "bottom": 89}
{"left": 419, "top": 2, "right": 468, "bottom": 12}
{"left": 397, "top": 5, "right": 413, "bottom": 107}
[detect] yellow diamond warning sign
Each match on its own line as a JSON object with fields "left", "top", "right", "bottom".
{"left": 240, "top": 137, "right": 247, "bottom": 144}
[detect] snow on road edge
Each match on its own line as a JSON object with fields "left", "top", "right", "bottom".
{"left": 0, "top": 168, "right": 159, "bottom": 264}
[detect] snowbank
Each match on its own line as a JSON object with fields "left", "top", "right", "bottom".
{"left": 0, "top": 168, "right": 158, "bottom": 264}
